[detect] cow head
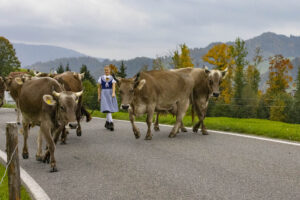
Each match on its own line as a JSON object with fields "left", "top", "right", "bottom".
{"left": 0, "top": 77, "right": 5, "bottom": 107}
{"left": 43, "top": 90, "right": 83, "bottom": 123}
{"left": 204, "top": 66, "right": 227, "bottom": 97}
{"left": 115, "top": 73, "right": 146, "bottom": 111}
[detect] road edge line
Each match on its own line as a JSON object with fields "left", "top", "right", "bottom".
{"left": 93, "top": 116, "right": 300, "bottom": 147}
{"left": 0, "top": 150, "right": 51, "bottom": 200}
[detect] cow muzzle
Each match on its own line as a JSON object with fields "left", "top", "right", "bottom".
{"left": 213, "top": 93, "right": 219, "bottom": 97}
{"left": 121, "top": 104, "right": 129, "bottom": 110}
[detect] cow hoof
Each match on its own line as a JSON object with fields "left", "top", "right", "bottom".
{"left": 134, "top": 134, "right": 140, "bottom": 139}
{"left": 192, "top": 126, "right": 198, "bottom": 133}
{"left": 154, "top": 126, "right": 160, "bottom": 132}
{"left": 76, "top": 129, "right": 82, "bottom": 137}
{"left": 144, "top": 135, "right": 152, "bottom": 140}
{"left": 22, "top": 153, "right": 29, "bottom": 159}
{"left": 168, "top": 133, "right": 176, "bottom": 138}
{"left": 86, "top": 115, "right": 92, "bottom": 122}
{"left": 202, "top": 130, "right": 209, "bottom": 135}
{"left": 181, "top": 127, "right": 188, "bottom": 132}
{"left": 43, "top": 155, "right": 50, "bottom": 164}
{"left": 50, "top": 167, "right": 58, "bottom": 173}
{"left": 60, "top": 140, "right": 67, "bottom": 145}
{"left": 36, "top": 156, "right": 43, "bottom": 162}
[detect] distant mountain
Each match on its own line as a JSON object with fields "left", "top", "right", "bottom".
{"left": 26, "top": 32, "right": 300, "bottom": 89}
{"left": 13, "top": 43, "right": 87, "bottom": 66}
{"left": 29, "top": 56, "right": 153, "bottom": 79}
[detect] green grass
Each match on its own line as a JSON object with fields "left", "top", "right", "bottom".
{"left": 2, "top": 104, "right": 16, "bottom": 109}
{"left": 92, "top": 110, "right": 300, "bottom": 142}
{"left": 0, "top": 164, "right": 32, "bottom": 200}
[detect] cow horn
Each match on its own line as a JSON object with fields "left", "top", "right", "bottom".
{"left": 112, "top": 73, "right": 121, "bottom": 83}
{"left": 204, "top": 66, "right": 210, "bottom": 74}
{"left": 222, "top": 67, "right": 228, "bottom": 77}
{"left": 52, "top": 91, "right": 61, "bottom": 97}
{"left": 134, "top": 72, "right": 140, "bottom": 82}
{"left": 74, "top": 91, "right": 83, "bottom": 97}
{"left": 79, "top": 73, "right": 85, "bottom": 80}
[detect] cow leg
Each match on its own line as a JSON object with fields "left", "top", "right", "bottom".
{"left": 81, "top": 105, "right": 92, "bottom": 122}
{"left": 129, "top": 109, "right": 140, "bottom": 139}
{"left": 153, "top": 112, "right": 160, "bottom": 131}
{"left": 16, "top": 101, "right": 21, "bottom": 125}
{"left": 200, "top": 103, "right": 209, "bottom": 135}
{"left": 180, "top": 121, "right": 187, "bottom": 132}
{"left": 192, "top": 99, "right": 208, "bottom": 135}
{"left": 76, "top": 120, "right": 82, "bottom": 137}
{"left": 36, "top": 129, "right": 43, "bottom": 161}
{"left": 41, "top": 123, "right": 57, "bottom": 172}
{"left": 60, "top": 127, "right": 68, "bottom": 144}
{"left": 53, "top": 124, "right": 65, "bottom": 144}
{"left": 22, "top": 122, "right": 29, "bottom": 159}
{"left": 169, "top": 100, "right": 189, "bottom": 138}
{"left": 145, "top": 107, "right": 155, "bottom": 140}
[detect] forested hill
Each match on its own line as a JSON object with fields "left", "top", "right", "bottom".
{"left": 26, "top": 32, "right": 300, "bottom": 84}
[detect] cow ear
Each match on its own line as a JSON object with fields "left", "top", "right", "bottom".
{"left": 137, "top": 79, "right": 146, "bottom": 90}
{"left": 14, "top": 77, "right": 23, "bottom": 85}
{"left": 79, "top": 73, "right": 85, "bottom": 80}
{"left": 43, "top": 95, "right": 57, "bottom": 106}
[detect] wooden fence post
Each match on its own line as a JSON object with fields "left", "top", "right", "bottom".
{"left": 6, "top": 122, "right": 20, "bottom": 200}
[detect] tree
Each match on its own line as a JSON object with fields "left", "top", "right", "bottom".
{"left": 292, "top": 66, "right": 300, "bottom": 123}
{"left": 56, "top": 64, "right": 64, "bottom": 74}
{"left": 0, "top": 36, "right": 21, "bottom": 76}
{"left": 152, "top": 57, "right": 165, "bottom": 70}
{"left": 266, "top": 55, "right": 293, "bottom": 97}
{"left": 171, "top": 50, "right": 181, "bottom": 69}
{"left": 80, "top": 64, "right": 96, "bottom": 85}
{"left": 202, "top": 43, "right": 234, "bottom": 70}
{"left": 141, "top": 64, "right": 149, "bottom": 71}
{"left": 65, "top": 63, "right": 71, "bottom": 71}
{"left": 232, "top": 38, "right": 248, "bottom": 117}
{"left": 82, "top": 80, "right": 98, "bottom": 110}
{"left": 116, "top": 61, "right": 127, "bottom": 78}
{"left": 179, "top": 44, "right": 194, "bottom": 68}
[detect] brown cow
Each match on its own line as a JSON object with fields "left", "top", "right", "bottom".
{"left": 0, "top": 77, "right": 5, "bottom": 107}
{"left": 4, "top": 72, "right": 32, "bottom": 123}
{"left": 19, "top": 77, "right": 83, "bottom": 172}
{"left": 53, "top": 71, "right": 91, "bottom": 142}
{"left": 167, "top": 67, "right": 227, "bottom": 134}
{"left": 116, "top": 70, "right": 193, "bottom": 140}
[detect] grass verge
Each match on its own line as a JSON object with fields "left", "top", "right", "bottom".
{"left": 0, "top": 164, "right": 32, "bottom": 200}
{"left": 92, "top": 110, "right": 300, "bottom": 142}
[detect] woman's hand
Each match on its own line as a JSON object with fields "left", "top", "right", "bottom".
{"left": 98, "top": 96, "right": 101, "bottom": 102}
{"left": 112, "top": 93, "right": 115, "bottom": 98}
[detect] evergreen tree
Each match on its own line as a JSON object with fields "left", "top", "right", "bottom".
{"left": 57, "top": 64, "right": 64, "bottom": 74}
{"left": 116, "top": 61, "right": 127, "bottom": 78}
{"left": 0, "top": 36, "right": 21, "bottom": 76}
{"left": 232, "top": 38, "right": 248, "bottom": 117}
{"left": 65, "top": 63, "right": 71, "bottom": 71}
{"left": 80, "top": 64, "right": 96, "bottom": 85}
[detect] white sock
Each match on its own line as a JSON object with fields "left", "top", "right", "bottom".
{"left": 106, "top": 113, "right": 113, "bottom": 122}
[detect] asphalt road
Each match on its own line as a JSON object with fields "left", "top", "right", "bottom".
{"left": 0, "top": 108, "right": 300, "bottom": 200}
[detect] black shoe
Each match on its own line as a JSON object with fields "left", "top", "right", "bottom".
{"left": 109, "top": 122, "right": 114, "bottom": 131}
{"left": 105, "top": 121, "right": 109, "bottom": 129}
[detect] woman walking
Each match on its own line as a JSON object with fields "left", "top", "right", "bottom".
{"left": 98, "top": 65, "right": 119, "bottom": 131}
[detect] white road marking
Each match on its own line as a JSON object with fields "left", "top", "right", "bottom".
{"left": 93, "top": 117, "right": 300, "bottom": 147}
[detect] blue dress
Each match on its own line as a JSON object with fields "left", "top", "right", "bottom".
{"left": 98, "top": 75, "right": 119, "bottom": 113}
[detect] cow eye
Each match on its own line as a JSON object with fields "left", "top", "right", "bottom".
{"left": 209, "top": 80, "right": 213, "bottom": 85}
{"left": 60, "top": 106, "right": 65, "bottom": 111}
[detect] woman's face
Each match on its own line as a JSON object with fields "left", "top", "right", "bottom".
{"left": 104, "top": 68, "right": 110, "bottom": 76}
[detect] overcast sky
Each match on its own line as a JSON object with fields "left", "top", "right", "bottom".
{"left": 1, "top": 0, "right": 300, "bottom": 59}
